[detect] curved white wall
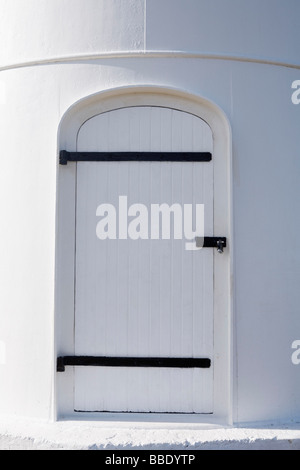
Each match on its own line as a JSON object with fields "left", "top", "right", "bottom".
{"left": 0, "top": 0, "right": 299, "bottom": 423}
{"left": 0, "top": 0, "right": 299, "bottom": 68}
{"left": 0, "top": 0, "right": 145, "bottom": 67}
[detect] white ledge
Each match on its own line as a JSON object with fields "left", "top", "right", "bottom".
{"left": 1, "top": 50, "right": 300, "bottom": 72}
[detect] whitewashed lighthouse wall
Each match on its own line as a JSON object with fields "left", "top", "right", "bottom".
{"left": 0, "top": 0, "right": 299, "bottom": 423}
{"left": 1, "top": 0, "right": 299, "bottom": 68}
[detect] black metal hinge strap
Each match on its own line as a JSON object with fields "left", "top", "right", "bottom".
{"left": 59, "top": 151, "right": 212, "bottom": 165}
{"left": 57, "top": 356, "right": 211, "bottom": 372}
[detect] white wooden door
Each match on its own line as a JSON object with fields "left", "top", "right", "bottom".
{"left": 74, "top": 107, "right": 214, "bottom": 413}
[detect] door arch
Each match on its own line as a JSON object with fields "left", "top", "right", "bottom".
{"left": 56, "top": 87, "right": 232, "bottom": 422}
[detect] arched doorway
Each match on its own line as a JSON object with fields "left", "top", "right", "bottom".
{"left": 56, "top": 88, "right": 232, "bottom": 421}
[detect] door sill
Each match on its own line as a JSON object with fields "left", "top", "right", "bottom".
{"left": 58, "top": 411, "right": 228, "bottom": 429}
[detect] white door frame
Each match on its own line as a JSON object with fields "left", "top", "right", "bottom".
{"left": 55, "top": 86, "right": 233, "bottom": 424}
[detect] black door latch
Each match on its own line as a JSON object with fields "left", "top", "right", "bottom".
{"left": 196, "top": 237, "right": 227, "bottom": 253}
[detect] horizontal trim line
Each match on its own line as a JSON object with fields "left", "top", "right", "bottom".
{"left": 59, "top": 150, "right": 212, "bottom": 165}
{"left": 57, "top": 356, "right": 211, "bottom": 372}
{"left": 1, "top": 50, "right": 300, "bottom": 71}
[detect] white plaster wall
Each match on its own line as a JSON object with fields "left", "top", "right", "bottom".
{"left": 145, "top": 0, "right": 300, "bottom": 65}
{"left": 0, "top": 0, "right": 299, "bottom": 423}
{"left": 0, "top": 68, "right": 59, "bottom": 419}
{"left": 0, "top": 0, "right": 145, "bottom": 67}
{"left": 0, "top": 0, "right": 300, "bottom": 68}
